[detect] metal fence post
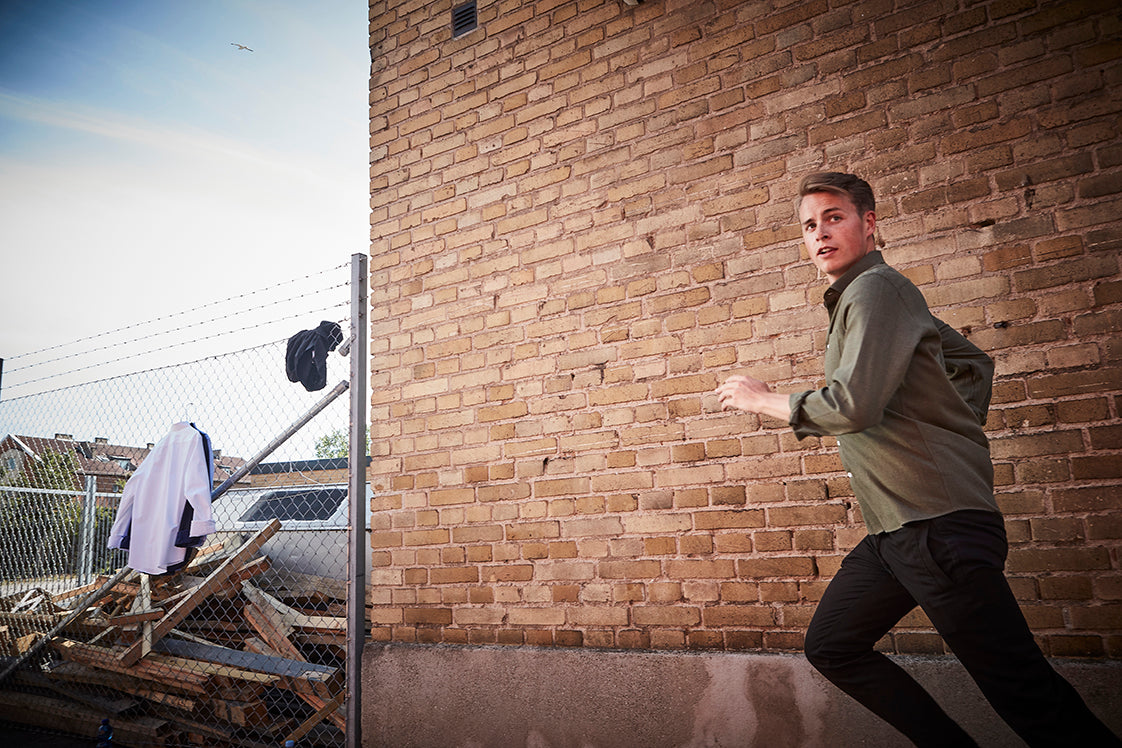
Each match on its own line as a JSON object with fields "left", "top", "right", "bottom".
{"left": 77, "top": 476, "right": 97, "bottom": 586}
{"left": 347, "top": 252, "right": 368, "bottom": 748}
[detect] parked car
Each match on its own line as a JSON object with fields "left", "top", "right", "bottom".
{"left": 210, "top": 482, "right": 371, "bottom": 581}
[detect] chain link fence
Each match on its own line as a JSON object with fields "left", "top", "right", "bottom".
{"left": 0, "top": 259, "right": 365, "bottom": 747}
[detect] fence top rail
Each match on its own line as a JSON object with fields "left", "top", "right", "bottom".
{"left": 0, "top": 485, "right": 122, "bottom": 499}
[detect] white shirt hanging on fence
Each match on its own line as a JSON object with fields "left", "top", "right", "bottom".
{"left": 108, "top": 422, "right": 216, "bottom": 575}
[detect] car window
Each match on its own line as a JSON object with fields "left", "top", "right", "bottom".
{"left": 238, "top": 487, "right": 346, "bottom": 522}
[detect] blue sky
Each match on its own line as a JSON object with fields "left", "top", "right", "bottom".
{"left": 0, "top": 1, "right": 369, "bottom": 378}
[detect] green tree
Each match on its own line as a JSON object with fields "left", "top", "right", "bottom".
{"left": 1, "top": 449, "right": 82, "bottom": 579}
{"left": 11, "top": 449, "right": 80, "bottom": 490}
{"left": 314, "top": 428, "right": 369, "bottom": 459}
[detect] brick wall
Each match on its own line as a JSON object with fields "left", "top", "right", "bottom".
{"left": 366, "top": 0, "right": 1122, "bottom": 657}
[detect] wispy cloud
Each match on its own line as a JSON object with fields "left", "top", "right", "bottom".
{"left": 0, "top": 88, "right": 313, "bottom": 177}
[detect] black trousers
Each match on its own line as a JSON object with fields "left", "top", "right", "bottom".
{"left": 804, "top": 510, "right": 1120, "bottom": 747}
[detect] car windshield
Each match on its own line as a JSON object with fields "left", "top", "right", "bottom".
{"left": 237, "top": 487, "right": 346, "bottom": 522}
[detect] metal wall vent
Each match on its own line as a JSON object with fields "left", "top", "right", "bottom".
{"left": 452, "top": 1, "right": 477, "bottom": 38}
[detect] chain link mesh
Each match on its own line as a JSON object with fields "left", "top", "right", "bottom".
{"left": 0, "top": 265, "right": 358, "bottom": 747}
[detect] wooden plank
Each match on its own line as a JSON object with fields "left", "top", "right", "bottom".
{"left": 242, "top": 583, "right": 304, "bottom": 661}
{"left": 153, "top": 637, "right": 338, "bottom": 684}
{"left": 188, "top": 538, "right": 226, "bottom": 559}
{"left": 0, "top": 610, "right": 106, "bottom": 639}
{"left": 50, "top": 576, "right": 108, "bottom": 604}
{"left": 154, "top": 639, "right": 341, "bottom": 705}
{"left": 88, "top": 625, "right": 119, "bottom": 646}
{"left": 15, "top": 631, "right": 44, "bottom": 654}
{"left": 240, "top": 582, "right": 346, "bottom": 634}
{"left": 60, "top": 642, "right": 271, "bottom": 702}
{"left": 239, "top": 582, "right": 347, "bottom": 731}
{"left": 12, "top": 668, "right": 138, "bottom": 715}
{"left": 117, "top": 519, "right": 280, "bottom": 667}
{"left": 203, "top": 695, "right": 274, "bottom": 729}
{"left": 168, "top": 628, "right": 221, "bottom": 647}
{"left": 137, "top": 573, "right": 154, "bottom": 659}
{"left": 289, "top": 684, "right": 347, "bottom": 732}
{"left": 294, "top": 629, "right": 347, "bottom": 652}
{"left": 158, "top": 556, "right": 270, "bottom": 609}
{"left": 244, "top": 602, "right": 303, "bottom": 660}
{"left": 49, "top": 638, "right": 276, "bottom": 701}
{"left": 48, "top": 661, "right": 202, "bottom": 712}
{"left": 108, "top": 609, "right": 165, "bottom": 626}
{"left": 109, "top": 580, "right": 143, "bottom": 599}
{"left": 242, "top": 636, "right": 272, "bottom": 657}
{"left": 285, "top": 691, "right": 345, "bottom": 743}
{"left": 260, "top": 569, "right": 348, "bottom": 602}
{"left": 12, "top": 587, "right": 58, "bottom": 613}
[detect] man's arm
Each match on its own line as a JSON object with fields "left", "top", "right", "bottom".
{"left": 715, "top": 375, "right": 791, "bottom": 421}
{"left": 790, "top": 274, "right": 925, "bottom": 437}
{"left": 934, "top": 317, "right": 994, "bottom": 424}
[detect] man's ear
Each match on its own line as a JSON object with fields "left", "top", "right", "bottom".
{"left": 864, "top": 210, "right": 877, "bottom": 246}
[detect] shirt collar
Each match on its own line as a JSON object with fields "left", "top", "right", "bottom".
{"left": 823, "top": 250, "right": 885, "bottom": 310}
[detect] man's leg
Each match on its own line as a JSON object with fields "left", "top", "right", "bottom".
{"left": 804, "top": 535, "right": 979, "bottom": 748}
{"left": 896, "top": 512, "right": 1121, "bottom": 747}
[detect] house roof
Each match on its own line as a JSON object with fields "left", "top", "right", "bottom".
{"left": 1, "top": 432, "right": 247, "bottom": 484}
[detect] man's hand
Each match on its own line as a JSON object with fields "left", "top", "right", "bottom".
{"left": 715, "top": 375, "right": 792, "bottom": 422}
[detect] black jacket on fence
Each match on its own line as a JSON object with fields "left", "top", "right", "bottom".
{"left": 285, "top": 320, "right": 343, "bottom": 392}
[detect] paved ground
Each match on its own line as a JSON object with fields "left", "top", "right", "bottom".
{"left": 0, "top": 722, "right": 91, "bottom": 747}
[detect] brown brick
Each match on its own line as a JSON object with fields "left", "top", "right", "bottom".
{"left": 703, "top": 605, "right": 776, "bottom": 627}
{"left": 1069, "top": 605, "right": 1122, "bottom": 631}
{"left": 666, "top": 559, "right": 735, "bottom": 579}
{"left": 990, "top": 431, "right": 1085, "bottom": 459}
{"left": 1039, "top": 576, "right": 1094, "bottom": 600}
{"left": 768, "top": 505, "right": 846, "bottom": 527}
{"left": 1007, "top": 548, "right": 1112, "bottom": 573}
{"left": 693, "top": 509, "right": 767, "bottom": 530}
{"left": 599, "top": 560, "right": 662, "bottom": 579}
{"left": 533, "top": 477, "right": 591, "bottom": 497}
{"left": 1053, "top": 485, "right": 1122, "bottom": 513}
{"left": 1014, "top": 256, "right": 1118, "bottom": 292}
{"left": 506, "top": 522, "right": 560, "bottom": 541}
{"left": 1027, "top": 368, "right": 1122, "bottom": 399}
{"left": 403, "top": 608, "right": 452, "bottom": 625}
{"left": 632, "top": 606, "right": 700, "bottom": 627}
{"left": 737, "top": 557, "right": 817, "bottom": 578}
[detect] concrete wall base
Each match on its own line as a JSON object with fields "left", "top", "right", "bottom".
{"left": 362, "top": 643, "right": 1121, "bottom": 747}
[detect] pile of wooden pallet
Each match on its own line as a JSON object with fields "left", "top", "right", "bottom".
{"left": 0, "top": 520, "right": 357, "bottom": 747}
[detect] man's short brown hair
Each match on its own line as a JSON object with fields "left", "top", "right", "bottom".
{"left": 798, "top": 172, "right": 876, "bottom": 216}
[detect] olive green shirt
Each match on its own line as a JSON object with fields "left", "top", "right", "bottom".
{"left": 788, "top": 251, "right": 1000, "bottom": 534}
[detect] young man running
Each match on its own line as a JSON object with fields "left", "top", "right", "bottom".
{"left": 716, "top": 172, "right": 1119, "bottom": 747}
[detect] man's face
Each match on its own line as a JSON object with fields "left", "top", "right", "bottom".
{"left": 799, "top": 190, "right": 876, "bottom": 283}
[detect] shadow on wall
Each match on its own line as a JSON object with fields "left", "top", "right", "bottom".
{"left": 362, "top": 644, "right": 1122, "bottom": 747}
{"left": 360, "top": 646, "right": 850, "bottom": 747}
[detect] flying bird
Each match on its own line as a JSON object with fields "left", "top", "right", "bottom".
{"left": 231, "top": 43, "right": 253, "bottom": 52}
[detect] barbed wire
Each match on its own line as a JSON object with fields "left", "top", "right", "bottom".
{"left": 6, "top": 261, "right": 351, "bottom": 364}
{"left": 4, "top": 303, "right": 351, "bottom": 395}
{"left": 7, "top": 281, "right": 350, "bottom": 375}
{"left": 0, "top": 318, "right": 354, "bottom": 403}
